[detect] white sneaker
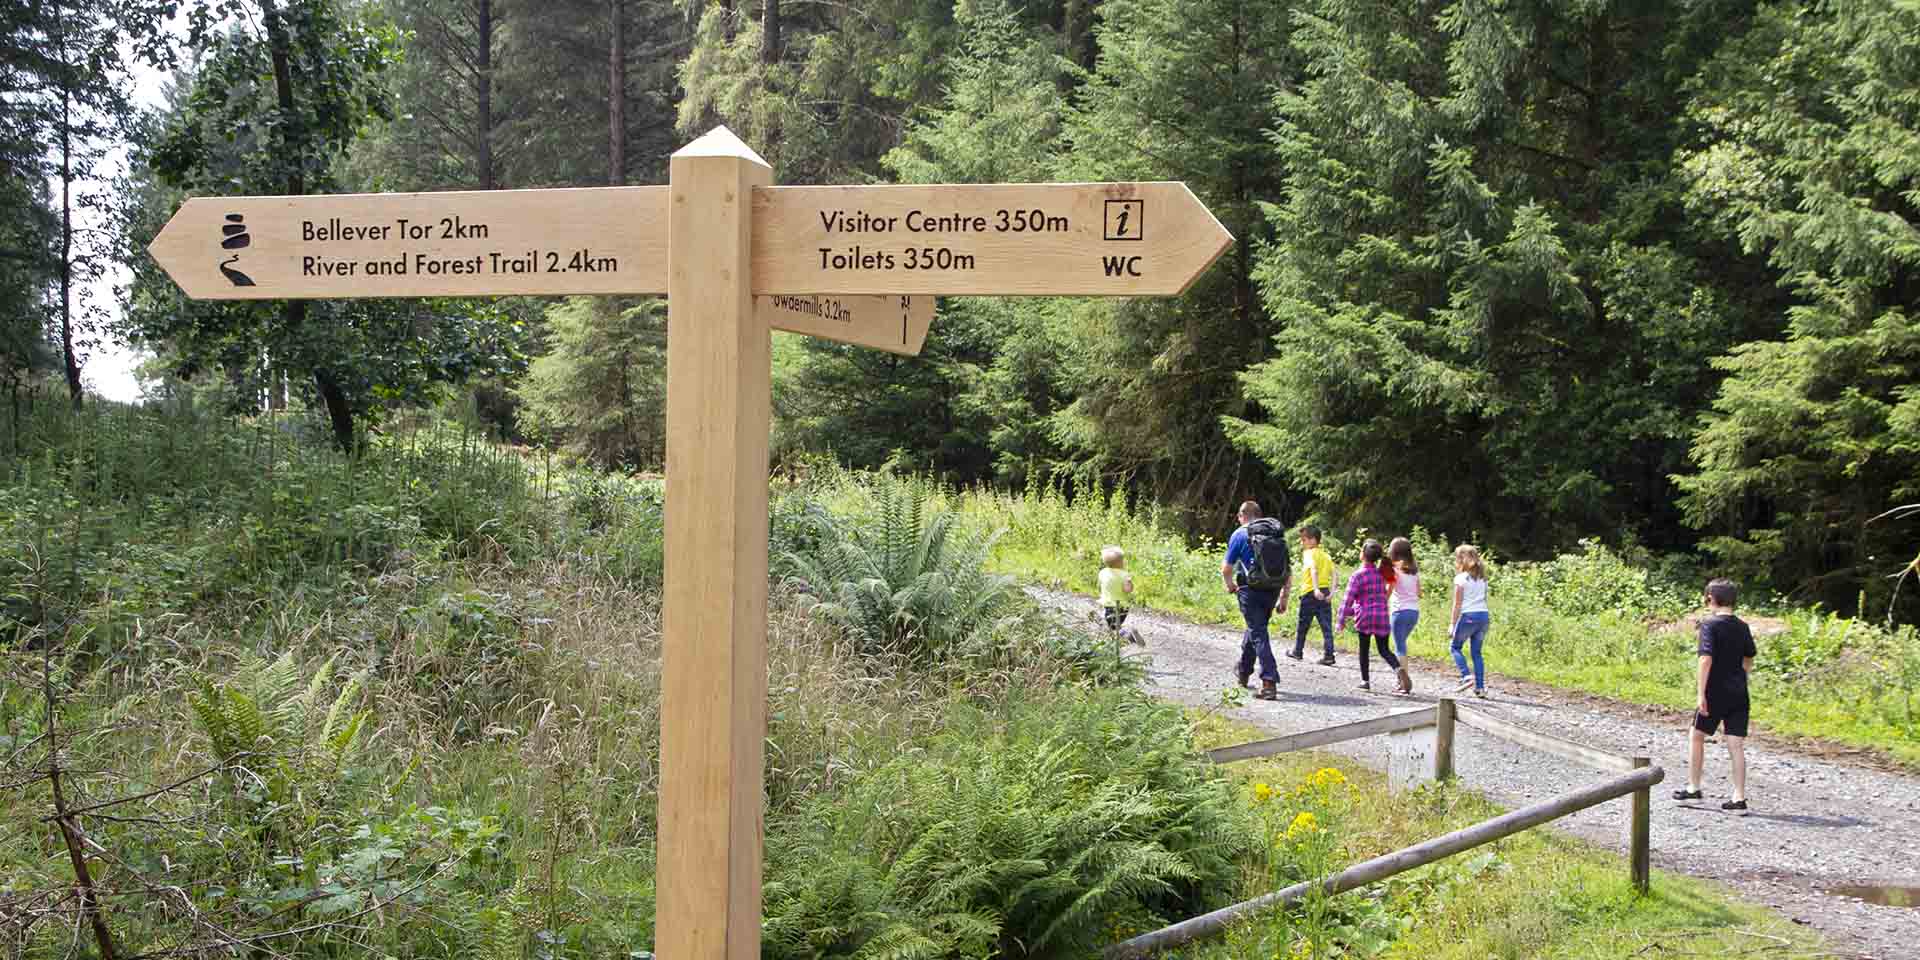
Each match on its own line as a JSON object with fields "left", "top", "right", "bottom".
{"left": 1454, "top": 676, "right": 1474, "bottom": 692}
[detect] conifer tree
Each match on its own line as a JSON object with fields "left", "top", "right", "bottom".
{"left": 771, "top": 0, "right": 1066, "bottom": 480}
{"left": 1047, "top": 0, "right": 1296, "bottom": 511}
{"left": 1674, "top": 1, "right": 1920, "bottom": 614}
{"left": 1233, "top": 0, "right": 1769, "bottom": 548}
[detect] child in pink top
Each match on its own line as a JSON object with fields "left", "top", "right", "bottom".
{"left": 1338, "top": 539, "right": 1412, "bottom": 694}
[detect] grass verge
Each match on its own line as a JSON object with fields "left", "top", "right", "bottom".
{"left": 1173, "top": 712, "right": 1829, "bottom": 959}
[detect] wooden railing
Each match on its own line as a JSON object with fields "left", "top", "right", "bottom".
{"left": 1106, "top": 697, "right": 1664, "bottom": 959}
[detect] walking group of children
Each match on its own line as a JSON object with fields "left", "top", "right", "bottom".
{"left": 1285, "top": 524, "right": 1492, "bottom": 698}
{"left": 1101, "top": 505, "right": 1762, "bottom": 811}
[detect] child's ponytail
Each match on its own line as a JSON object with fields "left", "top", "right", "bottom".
{"left": 1362, "top": 538, "right": 1389, "bottom": 582}
{"left": 1454, "top": 544, "right": 1486, "bottom": 580}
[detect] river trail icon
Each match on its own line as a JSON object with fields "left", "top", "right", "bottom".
{"left": 218, "top": 213, "right": 255, "bottom": 287}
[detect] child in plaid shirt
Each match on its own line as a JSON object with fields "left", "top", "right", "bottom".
{"left": 1338, "top": 539, "right": 1412, "bottom": 694}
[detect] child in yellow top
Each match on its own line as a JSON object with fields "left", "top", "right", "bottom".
{"left": 1289, "top": 525, "right": 1338, "bottom": 665}
{"left": 1098, "top": 545, "right": 1135, "bottom": 634}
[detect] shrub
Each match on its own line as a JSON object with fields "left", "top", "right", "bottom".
{"left": 777, "top": 478, "right": 1033, "bottom": 661}
{"left": 762, "top": 689, "right": 1254, "bottom": 959}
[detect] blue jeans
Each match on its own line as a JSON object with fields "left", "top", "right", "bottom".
{"left": 1292, "top": 592, "right": 1334, "bottom": 658}
{"left": 1451, "top": 612, "right": 1489, "bottom": 690}
{"left": 1237, "top": 587, "right": 1281, "bottom": 683}
{"left": 1391, "top": 609, "right": 1419, "bottom": 658}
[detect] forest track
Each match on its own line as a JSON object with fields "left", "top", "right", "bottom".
{"left": 1031, "top": 588, "right": 1920, "bottom": 960}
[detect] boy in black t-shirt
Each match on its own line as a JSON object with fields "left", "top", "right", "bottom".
{"left": 1673, "top": 578, "right": 1758, "bottom": 812}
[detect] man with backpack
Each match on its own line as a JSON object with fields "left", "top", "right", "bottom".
{"left": 1223, "top": 500, "right": 1291, "bottom": 701}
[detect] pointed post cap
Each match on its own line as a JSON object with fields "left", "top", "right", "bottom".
{"left": 673, "top": 126, "right": 771, "bottom": 168}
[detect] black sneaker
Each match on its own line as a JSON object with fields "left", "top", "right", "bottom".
{"left": 1721, "top": 799, "right": 1748, "bottom": 814}
{"left": 1672, "top": 789, "right": 1703, "bottom": 801}
{"left": 1317, "top": 655, "right": 1336, "bottom": 666}
{"left": 1285, "top": 650, "right": 1304, "bottom": 661}
{"left": 1357, "top": 681, "right": 1371, "bottom": 691}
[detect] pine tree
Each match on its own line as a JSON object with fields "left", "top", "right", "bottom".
{"left": 1674, "top": 1, "right": 1920, "bottom": 615}
{"left": 1232, "top": 0, "right": 1772, "bottom": 549}
{"left": 1045, "top": 0, "right": 1297, "bottom": 512}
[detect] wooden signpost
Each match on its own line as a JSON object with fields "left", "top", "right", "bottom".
{"left": 149, "top": 125, "right": 1234, "bottom": 960}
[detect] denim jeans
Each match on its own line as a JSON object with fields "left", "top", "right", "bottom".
{"left": 1293, "top": 592, "right": 1334, "bottom": 657}
{"left": 1236, "top": 587, "right": 1281, "bottom": 683}
{"left": 1450, "top": 611, "right": 1490, "bottom": 690}
{"left": 1390, "top": 609, "right": 1420, "bottom": 658}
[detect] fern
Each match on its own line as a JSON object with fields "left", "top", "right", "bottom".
{"left": 763, "top": 688, "right": 1254, "bottom": 959}
{"left": 778, "top": 481, "right": 1030, "bottom": 661}
{"left": 186, "top": 651, "right": 374, "bottom": 850}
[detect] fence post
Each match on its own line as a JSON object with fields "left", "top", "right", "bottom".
{"left": 1630, "top": 756, "right": 1651, "bottom": 893}
{"left": 1434, "top": 697, "right": 1456, "bottom": 781}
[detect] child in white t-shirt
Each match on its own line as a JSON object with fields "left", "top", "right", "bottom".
{"left": 1449, "top": 544, "right": 1491, "bottom": 697}
{"left": 1387, "top": 537, "right": 1421, "bottom": 658}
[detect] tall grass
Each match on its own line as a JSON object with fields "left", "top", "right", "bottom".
{"left": 1, "top": 404, "right": 1250, "bottom": 958}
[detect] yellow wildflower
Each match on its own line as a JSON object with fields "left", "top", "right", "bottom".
{"left": 1285, "top": 810, "right": 1320, "bottom": 839}
{"left": 1305, "top": 767, "right": 1347, "bottom": 789}
{"left": 1253, "top": 782, "right": 1273, "bottom": 803}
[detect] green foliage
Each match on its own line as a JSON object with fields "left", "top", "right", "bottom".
{"left": 1234, "top": 0, "right": 1767, "bottom": 554}
{"left": 1043, "top": 0, "right": 1296, "bottom": 514}
{"left": 125, "top": 0, "right": 528, "bottom": 450}
{"left": 778, "top": 476, "right": 1029, "bottom": 661}
{"left": 763, "top": 689, "right": 1254, "bottom": 959}
{"left": 1183, "top": 724, "right": 1827, "bottom": 960}
{"left": 1502, "top": 539, "right": 1690, "bottom": 621}
{"left": 187, "top": 650, "right": 371, "bottom": 828}
{"left": 774, "top": 0, "right": 1067, "bottom": 483}
{"left": 515, "top": 297, "right": 668, "bottom": 470}
{"left": 1673, "top": 1, "right": 1920, "bottom": 617}
{"left": 881, "top": 0, "right": 1063, "bottom": 187}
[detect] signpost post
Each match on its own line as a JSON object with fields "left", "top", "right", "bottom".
{"left": 148, "top": 125, "right": 1234, "bottom": 960}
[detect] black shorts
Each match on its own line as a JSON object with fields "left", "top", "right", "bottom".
{"left": 1103, "top": 607, "right": 1128, "bottom": 631}
{"left": 1693, "top": 708, "right": 1749, "bottom": 738}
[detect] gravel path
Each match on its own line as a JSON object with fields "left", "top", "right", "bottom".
{"left": 1034, "top": 588, "right": 1920, "bottom": 960}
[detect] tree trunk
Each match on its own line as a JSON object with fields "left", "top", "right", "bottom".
{"left": 721, "top": 0, "right": 735, "bottom": 41}
{"left": 263, "top": 0, "right": 356, "bottom": 453}
{"left": 312, "top": 366, "right": 355, "bottom": 453}
{"left": 760, "top": 0, "right": 779, "bottom": 64}
{"left": 609, "top": 0, "right": 626, "bottom": 185}
{"left": 478, "top": 0, "right": 494, "bottom": 190}
{"left": 56, "top": 19, "right": 82, "bottom": 411}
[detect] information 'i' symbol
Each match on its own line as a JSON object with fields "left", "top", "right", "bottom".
{"left": 218, "top": 213, "right": 256, "bottom": 287}
{"left": 1103, "top": 199, "right": 1144, "bottom": 241}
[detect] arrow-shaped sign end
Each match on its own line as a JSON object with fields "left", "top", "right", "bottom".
{"left": 1169, "top": 182, "right": 1235, "bottom": 296}
{"left": 147, "top": 197, "right": 237, "bottom": 301}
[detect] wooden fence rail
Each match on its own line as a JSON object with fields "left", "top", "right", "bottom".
{"left": 1103, "top": 764, "right": 1666, "bottom": 959}
{"left": 1137, "top": 697, "right": 1664, "bottom": 957}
